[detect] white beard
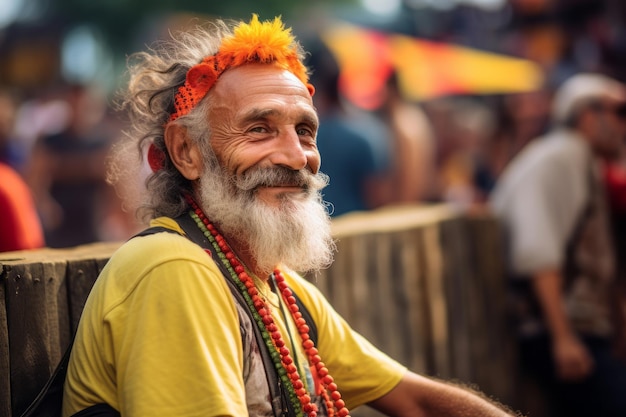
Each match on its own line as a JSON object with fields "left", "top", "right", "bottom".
{"left": 197, "top": 155, "right": 335, "bottom": 276}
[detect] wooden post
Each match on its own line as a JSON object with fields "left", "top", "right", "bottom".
{"left": 306, "top": 205, "right": 515, "bottom": 416}
{"left": 0, "top": 243, "right": 119, "bottom": 417}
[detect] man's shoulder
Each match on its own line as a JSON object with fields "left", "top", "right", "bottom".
{"left": 542, "top": 128, "right": 589, "bottom": 157}
{"left": 503, "top": 130, "right": 586, "bottom": 177}
{"left": 92, "top": 223, "right": 228, "bottom": 311}
{"left": 104, "top": 222, "right": 210, "bottom": 281}
{"left": 119, "top": 216, "right": 198, "bottom": 256}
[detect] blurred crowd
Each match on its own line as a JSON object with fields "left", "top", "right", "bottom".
{"left": 1, "top": 0, "right": 625, "bottom": 251}
{"left": 302, "top": 3, "right": 626, "bottom": 414}
{"left": 0, "top": 83, "right": 135, "bottom": 251}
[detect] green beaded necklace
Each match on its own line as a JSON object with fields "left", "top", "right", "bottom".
{"left": 186, "top": 196, "right": 350, "bottom": 417}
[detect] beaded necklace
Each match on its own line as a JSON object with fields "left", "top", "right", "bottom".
{"left": 186, "top": 196, "right": 350, "bottom": 417}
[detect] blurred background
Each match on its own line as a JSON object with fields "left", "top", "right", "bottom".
{"left": 1, "top": 0, "right": 626, "bottom": 245}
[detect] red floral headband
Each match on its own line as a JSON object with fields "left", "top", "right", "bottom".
{"left": 168, "top": 14, "right": 314, "bottom": 123}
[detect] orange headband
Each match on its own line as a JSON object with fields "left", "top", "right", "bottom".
{"left": 169, "top": 14, "right": 314, "bottom": 122}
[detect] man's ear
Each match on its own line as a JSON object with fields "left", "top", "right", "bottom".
{"left": 164, "top": 124, "right": 203, "bottom": 180}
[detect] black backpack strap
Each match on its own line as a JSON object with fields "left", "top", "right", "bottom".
{"left": 71, "top": 404, "right": 120, "bottom": 417}
{"left": 19, "top": 343, "right": 73, "bottom": 417}
{"left": 129, "top": 226, "right": 172, "bottom": 238}
{"left": 21, "top": 352, "right": 120, "bottom": 417}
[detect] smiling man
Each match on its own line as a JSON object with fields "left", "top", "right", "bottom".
{"left": 61, "top": 15, "right": 519, "bottom": 417}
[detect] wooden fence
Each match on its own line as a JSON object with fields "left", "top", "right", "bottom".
{"left": 308, "top": 205, "right": 518, "bottom": 416}
{"left": 1, "top": 204, "right": 520, "bottom": 417}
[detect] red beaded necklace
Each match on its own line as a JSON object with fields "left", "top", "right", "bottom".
{"left": 186, "top": 196, "right": 350, "bottom": 417}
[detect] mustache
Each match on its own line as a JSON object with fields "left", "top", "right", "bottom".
{"left": 232, "top": 166, "right": 328, "bottom": 192}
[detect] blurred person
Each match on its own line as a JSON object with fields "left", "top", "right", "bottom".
{"left": 27, "top": 83, "right": 113, "bottom": 248}
{"left": 431, "top": 97, "right": 498, "bottom": 211}
{"left": 604, "top": 150, "right": 626, "bottom": 269}
{"left": 490, "top": 73, "right": 626, "bottom": 417}
{"left": 0, "top": 89, "right": 45, "bottom": 251}
{"left": 489, "top": 90, "right": 551, "bottom": 179}
{"left": 306, "top": 38, "right": 394, "bottom": 216}
{"left": 602, "top": 146, "right": 626, "bottom": 363}
{"left": 0, "top": 161, "right": 45, "bottom": 252}
{"left": 376, "top": 72, "right": 437, "bottom": 204}
{"left": 0, "top": 89, "right": 28, "bottom": 171}
{"left": 62, "top": 15, "right": 520, "bottom": 417}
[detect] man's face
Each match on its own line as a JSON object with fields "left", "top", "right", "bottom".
{"left": 206, "top": 63, "right": 321, "bottom": 207}
{"left": 587, "top": 99, "right": 626, "bottom": 159}
{"left": 194, "top": 64, "right": 334, "bottom": 275}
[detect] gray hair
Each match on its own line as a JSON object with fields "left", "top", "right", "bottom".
{"left": 108, "top": 20, "right": 235, "bottom": 223}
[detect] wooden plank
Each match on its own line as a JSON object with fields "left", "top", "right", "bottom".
{"left": 346, "top": 234, "right": 378, "bottom": 344}
{"left": 66, "top": 259, "right": 106, "bottom": 334}
{"left": 5, "top": 262, "right": 55, "bottom": 416}
{"left": 393, "top": 228, "right": 430, "bottom": 373}
{"left": 330, "top": 236, "right": 360, "bottom": 328}
{"left": 370, "top": 232, "right": 397, "bottom": 358}
{"left": 421, "top": 223, "right": 450, "bottom": 378}
{"left": 466, "top": 215, "right": 516, "bottom": 405}
{"left": 0, "top": 265, "right": 11, "bottom": 417}
{"left": 43, "top": 261, "right": 71, "bottom": 367}
{"left": 439, "top": 217, "right": 474, "bottom": 382}
{"left": 461, "top": 217, "right": 489, "bottom": 389}
{"left": 463, "top": 216, "right": 492, "bottom": 392}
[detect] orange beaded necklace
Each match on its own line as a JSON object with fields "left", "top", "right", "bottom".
{"left": 186, "top": 195, "right": 350, "bottom": 417}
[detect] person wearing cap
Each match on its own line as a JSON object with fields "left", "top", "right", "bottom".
{"left": 61, "top": 15, "right": 517, "bottom": 417}
{"left": 490, "top": 73, "right": 626, "bottom": 417}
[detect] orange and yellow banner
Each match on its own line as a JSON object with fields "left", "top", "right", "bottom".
{"left": 321, "top": 23, "right": 545, "bottom": 109}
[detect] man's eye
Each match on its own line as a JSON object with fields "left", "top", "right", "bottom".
{"left": 249, "top": 126, "right": 268, "bottom": 133}
{"left": 297, "top": 127, "right": 314, "bottom": 136}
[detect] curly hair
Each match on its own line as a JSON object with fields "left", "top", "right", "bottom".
{"left": 107, "top": 20, "right": 235, "bottom": 223}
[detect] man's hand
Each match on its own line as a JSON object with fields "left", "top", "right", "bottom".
{"left": 531, "top": 269, "right": 594, "bottom": 381}
{"left": 552, "top": 334, "right": 594, "bottom": 381}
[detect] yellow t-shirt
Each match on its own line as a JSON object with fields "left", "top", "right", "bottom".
{"left": 62, "top": 217, "right": 406, "bottom": 416}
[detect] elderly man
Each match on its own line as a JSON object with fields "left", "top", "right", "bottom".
{"left": 62, "top": 15, "right": 516, "bottom": 417}
{"left": 491, "top": 73, "right": 626, "bottom": 417}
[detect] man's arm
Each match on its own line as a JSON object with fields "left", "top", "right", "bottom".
{"left": 368, "top": 371, "right": 521, "bottom": 417}
{"left": 531, "top": 268, "right": 594, "bottom": 381}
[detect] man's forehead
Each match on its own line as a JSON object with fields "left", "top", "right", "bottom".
{"left": 209, "top": 65, "right": 316, "bottom": 119}
{"left": 214, "top": 63, "right": 311, "bottom": 96}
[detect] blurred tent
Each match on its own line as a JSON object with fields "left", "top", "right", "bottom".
{"left": 321, "top": 23, "right": 545, "bottom": 110}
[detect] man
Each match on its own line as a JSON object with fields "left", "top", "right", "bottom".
{"left": 490, "top": 73, "right": 626, "bottom": 417}
{"left": 62, "top": 15, "right": 517, "bottom": 417}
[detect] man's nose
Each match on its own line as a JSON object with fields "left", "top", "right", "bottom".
{"left": 269, "top": 129, "right": 308, "bottom": 171}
